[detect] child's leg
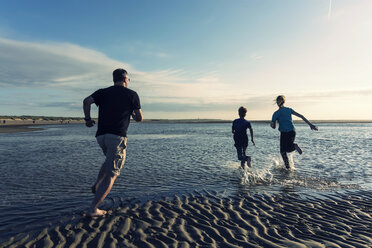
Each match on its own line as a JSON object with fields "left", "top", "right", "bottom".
{"left": 242, "top": 146, "right": 247, "bottom": 159}
{"left": 281, "top": 152, "right": 290, "bottom": 169}
{"left": 294, "top": 143, "right": 302, "bottom": 154}
{"left": 235, "top": 146, "right": 246, "bottom": 169}
{"left": 280, "top": 132, "right": 290, "bottom": 169}
{"left": 236, "top": 146, "right": 243, "bottom": 160}
{"left": 288, "top": 131, "right": 297, "bottom": 153}
{"left": 242, "top": 146, "right": 251, "bottom": 167}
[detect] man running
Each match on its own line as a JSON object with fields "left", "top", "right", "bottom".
{"left": 83, "top": 68, "right": 143, "bottom": 216}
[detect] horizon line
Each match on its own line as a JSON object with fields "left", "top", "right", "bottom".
{"left": 1, "top": 115, "right": 372, "bottom": 123}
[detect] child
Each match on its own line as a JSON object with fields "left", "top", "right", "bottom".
{"left": 232, "top": 106, "right": 255, "bottom": 169}
{"left": 270, "top": 95, "right": 318, "bottom": 169}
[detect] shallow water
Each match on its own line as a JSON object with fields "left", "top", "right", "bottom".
{"left": 0, "top": 122, "right": 371, "bottom": 241}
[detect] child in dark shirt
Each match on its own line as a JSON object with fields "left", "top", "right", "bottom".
{"left": 232, "top": 106, "right": 255, "bottom": 169}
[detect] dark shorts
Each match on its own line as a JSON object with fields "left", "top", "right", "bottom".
{"left": 280, "top": 130, "right": 296, "bottom": 153}
{"left": 234, "top": 134, "right": 248, "bottom": 148}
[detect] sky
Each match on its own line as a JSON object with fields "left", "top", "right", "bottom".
{"left": 0, "top": 0, "right": 371, "bottom": 120}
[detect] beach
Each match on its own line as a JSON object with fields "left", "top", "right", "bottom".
{"left": 0, "top": 122, "right": 371, "bottom": 247}
{"left": 2, "top": 191, "right": 371, "bottom": 248}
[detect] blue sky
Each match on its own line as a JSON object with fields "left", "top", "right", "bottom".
{"left": 0, "top": 0, "right": 371, "bottom": 120}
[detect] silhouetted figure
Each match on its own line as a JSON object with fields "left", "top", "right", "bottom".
{"left": 270, "top": 95, "right": 318, "bottom": 169}
{"left": 232, "top": 106, "right": 255, "bottom": 169}
{"left": 83, "top": 68, "right": 143, "bottom": 217}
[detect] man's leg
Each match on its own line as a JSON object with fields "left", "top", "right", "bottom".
{"left": 92, "top": 165, "right": 106, "bottom": 194}
{"left": 88, "top": 173, "right": 117, "bottom": 216}
{"left": 93, "top": 135, "right": 108, "bottom": 194}
{"left": 87, "top": 134, "right": 127, "bottom": 216}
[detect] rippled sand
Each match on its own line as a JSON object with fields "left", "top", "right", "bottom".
{"left": 2, "top": 191, "right": 371, "bottom": 248}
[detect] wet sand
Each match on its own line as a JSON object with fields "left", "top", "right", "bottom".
{"left": 0, "top": 125, "right": 45, "bottom": 134}
{"left": 1, "top": 191, "right": 371, "bottom": 248}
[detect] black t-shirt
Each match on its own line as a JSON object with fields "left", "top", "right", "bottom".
{"left": 91, "top": 85, "right": 141, "bottom": 137}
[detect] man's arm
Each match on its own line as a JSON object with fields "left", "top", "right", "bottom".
{"left": 292, "top": 110, "right": 318, "bottom": 131}
{"left": 83, "top": 96, "right": 96, "bottom": 127}
{"left": 131, "top": 109, "right": 143, "bottom": 122}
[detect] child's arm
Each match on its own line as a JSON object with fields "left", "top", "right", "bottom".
{"left": 292, "top": 110, "right": 318, "bottom": 131}
{"left": 249, "top": 127, "right": 255, "bottom": 146}
{"left": 270, "top": 113, "right": 277, "bottom": 129}
{"left": 270, "top": 121, "right": 276, "bottom": 129}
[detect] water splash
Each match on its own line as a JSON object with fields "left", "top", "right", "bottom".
{"left": 240, "top": 166, "right": 274, "bottom": 186}
{"left": 271, "top": 153, "right": 295, "bottom": 171}
{"left": 288, "top": 152, "right": 295, "bottom": 170}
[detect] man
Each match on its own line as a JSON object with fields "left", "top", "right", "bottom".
{"left": 83, "top": 68, "right": 143, "bottom": 217}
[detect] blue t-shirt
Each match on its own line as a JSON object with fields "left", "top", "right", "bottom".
{"left": 232, "top": 118, "right": 252, "bottom": 135}
{"left": 271, "top": 107, "right": 295, "bottom": 132}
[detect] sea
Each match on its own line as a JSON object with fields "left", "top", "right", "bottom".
{"left": 0, "top": 122, "right": 371, "bottom": 242}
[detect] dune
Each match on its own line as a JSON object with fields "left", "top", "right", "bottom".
{"left": 1, "top": 191, "right": 371, "bottom": 248}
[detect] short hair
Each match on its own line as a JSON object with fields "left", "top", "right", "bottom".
{"left": 238, "top": 106, "right": 247, "bottom": 117}
{"left": 276, "top": 95, "right": 285, "bottom": 107}
{"left": 113, "top": 68, "right": 128, "bottom": 83}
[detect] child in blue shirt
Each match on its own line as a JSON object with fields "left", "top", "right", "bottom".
{"left": 270, "top": 95, "right": 318, "bottom": 169}
{"left": 232, "top": 106, "right": 255, "bottom": 169}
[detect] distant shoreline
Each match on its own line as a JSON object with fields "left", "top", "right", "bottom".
{"left": 143, "top": 119, "right": 372, "bottom": 124}
{"left": 1, "top": 117, "right": 371, "bottom": 134}
{"left": 0, "top": 118, "right": 85, "bottom": 134}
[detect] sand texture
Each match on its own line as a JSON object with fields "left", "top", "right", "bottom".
{"left": 1, "top": 191, "right": 371, "bottom": 248}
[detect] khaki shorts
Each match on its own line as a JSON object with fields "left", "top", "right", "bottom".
{"left": 96, "top": 134, "right": 127, "bottom": 176}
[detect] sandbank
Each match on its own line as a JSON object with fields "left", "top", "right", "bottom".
{"left": 0, "top": 118, "right": 85, "bottom": 134}
{"left": 1, "top": 191, "right": 371, "bottom": 248}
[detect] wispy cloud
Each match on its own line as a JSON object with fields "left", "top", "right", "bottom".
{"left": 250, "top": 54, "right": 263, "bottom": 60}
{"left": 1, "top": 35, "right": 371, "bottom": 119}
{"left": 124, "top": 41, "right": 171, "bottom": 59}
{"left": 0, "top": 38, "right": 130, "bottom": 88}
{"left": 0, "top": 37, "right": 230, "bottom": 116}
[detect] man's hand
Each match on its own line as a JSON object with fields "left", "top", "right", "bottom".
{"left": 251, "top": 139, "right": 256, "bottom": 146}
{"left": 132, "top": 109, "right": 143, "bottom": 122}
{"left": 85, "top": 119, "right": 96, "bottom": 127}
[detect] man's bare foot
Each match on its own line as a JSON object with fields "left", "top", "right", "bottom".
{"left": 294, "top": 143, "right": 303, "bottom": 155}
{"left": 87, "top": 208, "right": 107, "bottom": 217}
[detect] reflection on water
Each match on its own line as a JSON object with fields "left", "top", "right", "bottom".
{"left": 0, "top": 122, "right": 371, "bottom": 241}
